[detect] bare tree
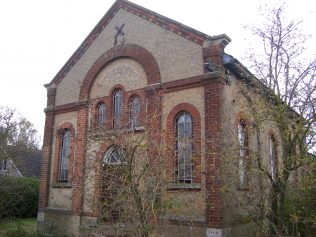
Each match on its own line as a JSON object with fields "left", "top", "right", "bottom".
{"left": 83, "top": 95, "right": 174, "bottom": 237}
{"left": 0, "top": 106, "right": 40, "bottom": 161}
{"left": 222, "top": 3, "right": 316, "bottom": 236}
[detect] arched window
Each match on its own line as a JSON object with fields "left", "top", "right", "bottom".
{"left": 237, "top": 119, "right": 247, "bottom": 187}
{"left": 175, "top": 111, "right": 193, "bottom": 183}
{"left": 97, "top": 102, "right": 106, "bottom": 127}
{"left": 130, "top": 96, "right": 141, "bottom": 128}
{"left": 113, "top": 89, "right": 123, "bottom": 129}
{"left": 59, "top": 130, "right": 70, "bottom": 182}
{"left": 269, "top": 135, "right": 278, "bottom": 181}
{"left": 103, "top": 146, "right": 126, "bottom": 165}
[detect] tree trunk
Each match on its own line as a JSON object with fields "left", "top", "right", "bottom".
{"left": 269, "top": 186, "right": 279, "bottom": 237}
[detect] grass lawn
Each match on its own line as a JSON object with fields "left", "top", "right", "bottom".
{"left": 0, "top": 218, "right": 37, "bottom": 237}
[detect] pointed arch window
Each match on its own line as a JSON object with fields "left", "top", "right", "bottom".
{"left": 130, "top": 96, "right": 141, "bottom": 128}
{"left": 113, "top": 89, "right": 123, "bottom": 129}
{"left": 175, "top": 111, "right": 193, "bottom": 183}
{"left": 97, "top": 102, "right": 106, "bottom": 127}
{"left": 59, "top": 129, "right": 70, "bottom": 182}
{"left": 269, "top": 135, "right": 278, "bottom": 181}
{"left": 237, "top": 119, "right": 248, "bottom": 187}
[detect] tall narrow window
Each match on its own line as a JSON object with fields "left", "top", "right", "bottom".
{"left": 97, "top": 103, "right": 106, "bottom": 127}
{"left": 269, "top": 135, "right": 278, "bottom": 181}
{"left": 1, "top": 159, "right": 7, "bottom": 171}
{"left": 113, "top": 89, "right": 123, "bottom": 129}
{"left": 59, "top": 130, "right": 70, "bottom": 182}
{"left": 130, "top": 96, "right": 141, "bottom": 128}
{"left": 238, "top": 119, "right": 247, "bottom": 187}
{"left": 175, "top": 111, "right": 193, "bottom": 183}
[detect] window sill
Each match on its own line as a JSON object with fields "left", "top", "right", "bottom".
{"left": 130, "top": 126, "right": 145, "bottom": 132}
{"left": 167, "top": 182, "right": 201, "bottom": 191}
{"left": 125, "top": 126, "right": 145, "bottom": 132}
{"left": 237, "top": 186, "right": 249, "bottom": 191}
{"left": 51, "top": 182, "right": 72, "bottom": 189}
{"left": 92, "top": 126, "right": 145, "bottom": 134}
{"left": 160, "top": 215, "right": 206, "bottom": 226}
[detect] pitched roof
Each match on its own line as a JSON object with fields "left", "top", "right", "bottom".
{"left": 47, "top": 0, "right": 230, "bottom": 87}
{"left": 12, "top": 149, "right": 42, "bottom": 178}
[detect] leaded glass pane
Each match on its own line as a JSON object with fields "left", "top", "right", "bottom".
{"left": 104, "top": 147, "right": 126, "bottom": 165}
{"left": 130, "top": 96, "right": 141, "bottom": 128}
{"left": 113, "top": 90, "right": 123, "bottom": 129}
{"left": 98, "top": 103, "right": 106, "bottom": 127}
{"left": 59, "top": 130, "right": 70, "bottom": 182}
{"left": 237, "top": 121, "right": 247, "bottom": 186}
{"left": 175, "top": 111, "right": 193, "bottom": 183}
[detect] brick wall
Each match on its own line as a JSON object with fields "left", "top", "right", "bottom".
{"left": 204, "top": 78, "right": 225, "bottom": 228}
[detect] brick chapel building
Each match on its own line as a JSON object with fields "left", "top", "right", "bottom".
{"left": 38, "top": 1, "right": 283, "bottom": 236}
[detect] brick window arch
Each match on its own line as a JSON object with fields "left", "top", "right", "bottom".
{"left": 166, "top": 103, "right": 201, "bottom": 185}
{"left": 79, "top": 44, "right": 161, "bottom": 101}
{"left": 53, "top": 122, "right": 75, "bottom": 184}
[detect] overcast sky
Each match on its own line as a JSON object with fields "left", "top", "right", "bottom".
{"left": 0, "top": 0, "right": 315, "bottom": 144}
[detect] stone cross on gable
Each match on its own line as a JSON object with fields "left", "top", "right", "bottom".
{"left": 114, "top": 23, "right": 125, "bottom": 46}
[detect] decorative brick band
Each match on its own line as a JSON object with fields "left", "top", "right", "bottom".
{"left": 45, "top": 73, "right": 222, "bottom": 115}
{"left": 79, "top": 44, "right": 161, "bottom": 100}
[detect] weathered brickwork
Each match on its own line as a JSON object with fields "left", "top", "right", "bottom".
{"left": 52, "top": 122, "right": 75, "bottom": 183}
{"left": 38, "top": 1, "right": 264, "bottom": 237}
{"left": 204, "top": 79, "right": 225, "bottom": 228}
{"left": 54, "top": 8, "right": 203, "bottom": 106}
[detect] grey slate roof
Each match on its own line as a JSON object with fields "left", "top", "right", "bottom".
{"left": 11, "top": 149, "right": 42, "bottom": 178}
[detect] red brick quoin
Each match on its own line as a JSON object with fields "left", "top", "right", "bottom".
{"left": 79, "top": 44, "right": 161, "bottom": 101}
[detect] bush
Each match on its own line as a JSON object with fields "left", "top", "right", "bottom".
{"left": 284, "top": 163, "right": 316, "bottom": 237}
{"left": 0, "top": 176, "right": 39, "bottom": 218}
{"left": 3, "top": 226, "right": 42, "bottom": 237}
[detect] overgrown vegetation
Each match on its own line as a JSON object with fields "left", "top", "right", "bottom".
{"left": 283, "top": 161, "right": 316, "bottom": 236}
{"left": 0, "top": 176, "right": 39, "bottom": 219}
{"left": 85, "top": 96, "right": 172, "bottom": 237}
{"left": 245, "top": 3, "right": 316, "bottom": 236}
{"left": 220, "top": 2, "right": 316, "bottom": 237}
{"left": 0, "top": 218, "right": 39, "bottom": 237}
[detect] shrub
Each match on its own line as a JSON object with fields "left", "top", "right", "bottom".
{"left": 3, "top": 226, "right": 42, "bottom": 237}
{"left": 284, "top": 162, "right": 316, "bottom": 237}
{"left": 0, "top": 176, "right": 39, "bottom": 218}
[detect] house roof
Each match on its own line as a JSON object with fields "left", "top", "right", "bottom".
{"left": 47, "top": 0, "right": 231, "bottom": 87}
{"left": 12, "top": 149, "right": 42, "bottom": 178}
